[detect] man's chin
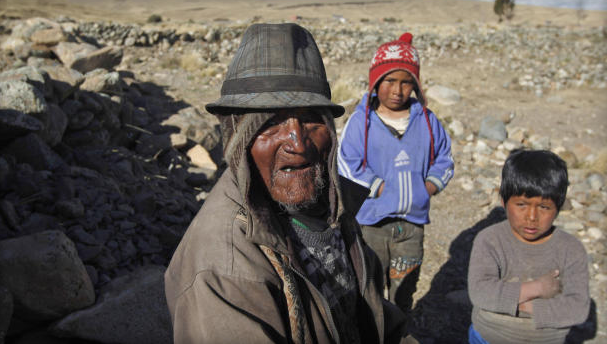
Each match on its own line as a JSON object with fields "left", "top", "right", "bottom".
{"left": 277, "top": 196, "right": 317, "bottom": 213}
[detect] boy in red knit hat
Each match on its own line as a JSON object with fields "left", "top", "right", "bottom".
{"left": 338, "top": 33, "right": 454, "bottom": 313}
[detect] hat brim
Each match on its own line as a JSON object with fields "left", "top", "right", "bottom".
{"left": 205, "top": 91, "right": 345, "bottom": 117}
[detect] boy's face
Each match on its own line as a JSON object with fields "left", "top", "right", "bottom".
{"left": 376, "top": 70, "right": 415, "bottom": 115}
{"left": 503, "top": 195, "right": 558, "bottom": 244}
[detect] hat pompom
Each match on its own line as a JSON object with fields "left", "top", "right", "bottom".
{"left": 399, "top": 32, "right": 413, "bottom": 44}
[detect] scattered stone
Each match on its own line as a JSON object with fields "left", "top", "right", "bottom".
{"left": 587, "top": 227, "right": 604, "bottom": 240}
{"left": 2, "top": 133, "right": 64, "bottom": 171}
{"left": 587, "top": 173, "right": 604, "bottom": 191}
{"left": 70, "top": 46, "right": 123, "bottom": 74}
{"left": 50, "top": 265, "right": 171, "bottom": 344}
{"left": 0, "top": 285, "right": 12, "bottom": 342}
{"left": 0, "top": 66, "right": 53, "bottom": 98}
{"left": 0, "top": 230, "right": 95, "bottom": 321}
{"left": 187, "top": 144, "right": 217, "bottom": 171}
{"left": 502, "top": 138, "right": 522, "bottom": 151}
{"left": 527, "top": 134, "right": 551, "bottom": 150}
{"left": 39, "top": 65, "right": 84, "bottom": 101}
{"left": 0, "top": 80, "right": 47, "bottom": 115}
{"left": 478, "top": 115, "right": 507, "bottom": 142}
{"left": 30, "top": 27, "right": 67, "bottom": 46}
{"left": 0, "top": 109, "right": 43, "bottom": 142}
{"left": 80, "top": 69, "right": 122, "bottom": 94}
{"left": 448, "top": 119, "right": 465, "bottom": 138}
{"left": 426, "top": 85, "right": 461, "bottom": 105}
{"left": 32, "top": 103, "right": 68, "bottom": 147}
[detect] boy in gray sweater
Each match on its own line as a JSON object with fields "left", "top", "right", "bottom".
{"left": 467, "top": 149, "right": 590, "bottom": 344}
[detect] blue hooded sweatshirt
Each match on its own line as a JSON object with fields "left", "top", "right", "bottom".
{"left": 338, "top": 93, "right": 454, "bottom": 225}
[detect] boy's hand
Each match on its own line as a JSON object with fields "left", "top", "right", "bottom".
{"left": 533, "top": 270, "right": 561, "bottom": 299}
{"left": 377, "top": 182, "right": 385, "bottom": 197}
{"left": 518, "top": 300, "right": 533, "bottom": 314}
{"left": 425, "top": 181, "right": 437, "bottom": 196}
{"left": 519, "top": 269, "right": 560, "bottom": 303}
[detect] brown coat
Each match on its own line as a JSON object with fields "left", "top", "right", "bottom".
{"left": 164, "top": 169, "right": 407, "bottom": 343}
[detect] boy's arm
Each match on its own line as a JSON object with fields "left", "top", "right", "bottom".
{"left": 425, "top": 111, "right": 454, "bottom": 194}
{"left": 530, "top": 240, "right": 590, "bottom": 329}
{"left": 338, "top": 104, "right": 384, "bottom": 198}
{"left": 518, "top": 270, "right": 561, "bottom": 313}
{"left": 467, "top": 231, "right": 521, "bottom": 316}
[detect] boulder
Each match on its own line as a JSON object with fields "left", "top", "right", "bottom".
{"left": 0, "top": 230, "right": 95, "bottom": 321}
{"left": 53, "top": 43, "right": 124, "bottom": 74}
{"left": 448, "top": 119, "right": 465, "bottom": 138}
{"left": 0, "top": 109, "right": 43, "bottom": 143}
{"left": 50, "top": 265, "right": 171, "bottom": 344}
{"left": 187, "top": 144, "right": 217, "bottom": 171}
{"left": 0, "top": 285, "right": 12, "bottom": 344}
{"left": 80, "top": 69, "right": 122, "bottom": 94}
{"left": 478, "top": 115, "right": 507, "bottom": 142}
{"left": 32, "top": 103, "right": 68, "bottom": 147}
{"left": 39, "top": 65, "right": 84, "bottom": 101}
{"left": 0, "top": 81, "right": 47, "bottom": 115}
{"left": 10, "top": 17, "right": 61, "bottom": 42}
{"left": 29, "top": 27, "right": 67, "bottom": 46}
{"left": 426, "top": 85, "right": 461, "bottom": 105}
{"left": 0, "top": 66, "right": 53, "bottom": 98}
{"left": 51, "top": 42, "right": 98, "bottom": 67}
{"left": 2, "top": 133, "right": 64, "bottom": 171}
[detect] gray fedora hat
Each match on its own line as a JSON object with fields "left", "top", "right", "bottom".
{"left": 205, "top": 23, "right": 344, "bottom": 117}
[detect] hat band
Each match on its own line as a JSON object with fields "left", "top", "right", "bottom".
{"left": 221, "top": 75, "right": 331, "bottom": 98}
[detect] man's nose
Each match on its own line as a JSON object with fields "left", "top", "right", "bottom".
{"left": 282, "top": 118, "right": 306, "bottom": 153}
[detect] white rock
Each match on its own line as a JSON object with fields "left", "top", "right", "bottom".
{"left": 459, "top": 177, "right": 474, "bottom": 191}
{"left": 528, "top": 134, "right": 551, "bottom": 150}
{"left": 426, "top": 85, "right": 461, "bottom": 105}
{"left": 587, "top": 227, "right": 604, "bottom": 240}
{"left": 187, "top": 144, "right": 217, "bottom": 171}
{"left": 570, "top": 199, "right": 584, "bottom": 210}
{"left": 563, "top": 222, "right": 584, "bottom": 232}
{"left": 448, "top": 120, "right": 465, "bottom": 137}
{"left": 587, "top": 173, "right": 605, "bottom": 191}
{"left": 502, "top": 139, "right": 522, "bottom": 151}
{"left": 507, "top": 126, "right": 527, "bottom": 143}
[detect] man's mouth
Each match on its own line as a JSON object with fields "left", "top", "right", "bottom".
{"left": 280, "top": 163, "right": 311, "bottom": 172}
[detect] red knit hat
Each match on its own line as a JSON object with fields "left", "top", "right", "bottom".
{"left": 362, "top": 32, "right": 434, "bottom": 169}
{"left": 368, "top": 32, "right": 425, "bottom": 106}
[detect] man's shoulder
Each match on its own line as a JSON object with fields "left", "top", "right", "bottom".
{"left": 165, "top": 171, "right": 276, "bottom": 296}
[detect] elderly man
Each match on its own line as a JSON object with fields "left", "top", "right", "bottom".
{"left": 165, "top": 23, "right": 410, "bottom": 344}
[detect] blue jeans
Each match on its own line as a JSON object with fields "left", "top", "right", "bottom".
{"left": 468, "top": 324, "right": 489, "bottom": 344}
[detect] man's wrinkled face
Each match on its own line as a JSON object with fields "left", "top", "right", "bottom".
{"left": 250, "top": 108, "right": 332, "bottom": 212}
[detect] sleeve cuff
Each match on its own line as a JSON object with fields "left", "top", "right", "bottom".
{"left": 426, "top": 176, "right": 445, "bottom": 193}
{"left": 498, "top": 281, "right": 522, "bottom": 316}
{"left": 368, "top": 177, "right": 384, "bottom": 198}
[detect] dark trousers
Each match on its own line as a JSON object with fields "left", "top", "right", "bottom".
{"left": 361, "top": 218, "right": 424, "bottom": 313}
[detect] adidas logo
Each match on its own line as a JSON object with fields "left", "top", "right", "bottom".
{"left": 394, "top": 149, "right": 410, "bottom": 167}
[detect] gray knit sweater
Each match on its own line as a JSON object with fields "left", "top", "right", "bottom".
{"left": 468, "top": 220, "right": 590, "bottom": 344}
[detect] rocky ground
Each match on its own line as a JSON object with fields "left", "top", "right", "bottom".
{"left": 0, "top": 1, "right": 605, "bottom": 343}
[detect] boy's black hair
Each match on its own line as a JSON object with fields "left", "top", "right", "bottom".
{"left": 500, "top": 149, "right": 569, "bottom": 210}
